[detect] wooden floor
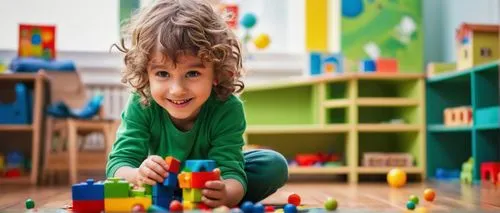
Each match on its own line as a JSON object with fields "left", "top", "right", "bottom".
{"left": 1, "top": 181, "right": 500, "bottom": 212}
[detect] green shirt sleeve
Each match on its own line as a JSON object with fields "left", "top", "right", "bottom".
{"left": 106, "top": 93, "right": 150, "bottom": 178}
{"left": 208, "top": 97, "right": 248, "bottom": 194}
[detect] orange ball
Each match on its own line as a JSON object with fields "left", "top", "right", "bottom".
{"left": 387, "top": 168, "right": 407, "bottom": 188}
{"left": 423, "top": 188, "right": 436, "bottom": 202}
{"left": 288, "top": 193, "right": 301, "bottom": 206}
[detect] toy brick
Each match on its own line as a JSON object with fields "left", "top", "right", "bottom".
{"left": 375, "top": 58, "right": 398, "bottom": 73}
{"left": 162, "top": 171, "right": 178, "bottom": 188}
{"left": 104, "top": 197, "right": 151, "bottom": 212}
{"left": 148, "top": 204, "right": 169, "bottom": 213}
{"left": 183, "top": 188, "right": 202, "bottom": 202}
{"left": 185, "top": 160, "right": 216, "bottom": 172}
{"left": 131, "top": 186, "right": 146, "bottom": 197}
{"left": 165, "top": 156, "right": 181, "bottom": 173}
{"left": 182, "top": 201, "right": 195, "bottom": 210}
{"left": 178, "top": 172, "right": 192, "bottom": 188}
{"left": 152, "top": 184, "right": 174, "bottom": 198}
{"left": 191, "top": 171, "right": 220, "bottom": 188}
{"left": 360, "top": 59, "right": 376, "bottom": 72}
{"left": 104, "top": 177, "right": 130, "bottom": 198}
{"left": 153, "top": 196, "right": 173, "bottom": 210}
{"left": 71, "top": 179, "right": 104, "bottom": 201}
{"left": 72, "top": 200, "right": 104, "bottom": 213}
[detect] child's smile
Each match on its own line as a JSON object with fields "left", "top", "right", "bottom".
{"left": 167, "top": 97, "right": 193, "bottom": 108}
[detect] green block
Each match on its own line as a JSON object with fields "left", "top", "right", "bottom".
{"left": 131, "top": 187, "right": 145, "bottom": 197}
{"left": 104, "top": 177, "right": 130, "bottom": 198}
{"left": 182, "top": 188, "right": 202, "bottom": 202}
{"left": 144, "top": 184, "right": 152, "bottom": 195}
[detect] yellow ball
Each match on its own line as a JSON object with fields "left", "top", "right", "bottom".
{"left": 253, "top": 33, "right": 270, "bottom": 49}
{"left": 387, "top": 168, "right": 407, "bottom": 188}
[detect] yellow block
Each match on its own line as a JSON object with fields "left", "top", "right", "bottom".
{"left": 183, "top": 201, "right": 195, "bottom": 210}
{"left": 183, "top": 188, "right": 202, "bottom": 202}
{"left": 306, "top": 0, "right": 328, "bottom": 51}
{"left": 105, "top": 197, "right": 151, "bottom": 212}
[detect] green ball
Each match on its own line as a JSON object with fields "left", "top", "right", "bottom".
{"left": 324, "top": 197, "right": 338, "bottom": 211}
{"left": 25, "top": 198, "right": 35, "bottom": 209}
{"left": 408, "top": 195, "right": 419, "bottom": 205}
{"left": 406, "top": 201, "right": 416, "bottom": 210}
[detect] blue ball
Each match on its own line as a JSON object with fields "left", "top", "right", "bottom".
{"left": 253, "top": 203, "right": 264, "bottom": 213}
{"left": 240, "top": 13, "right": 257, "bottom": 29}
{"left": 240, "top": 201, "right": 254, "bottom": 213}
{"left": 341, "top": 0, "right": 364, "bottom": 18}
{"left": 283, "top": 204, "right": 297, "bottom": 213}
{"left": 406, "top": 201, "right": 416, "bottom": 210}
{"left": 31, "top": 34, "right": 42, "bottom": 45}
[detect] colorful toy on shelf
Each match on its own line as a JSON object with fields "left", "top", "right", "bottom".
{"left": 455, "top": 23, "right": 499, "bottom": 71}
{"left": 359, "top": 58, "right": 399, "bottom": 73}
{"left": 217, "top": 1, "right": 239, "bottom": 30}
{"left": 387, "top": 168, "right": 407, "bottom": 188}
{"left": 435, "top": 168, "right": 460, "bottom": 180}
{"left": 0, "top": 83, "right": 33, "bottom": 124}
{"left": 18, "top": 24, "right": 56, "bottom": 60}
{"left": 443, "top": 106, "right": 473, "bottom": 126}
{"left": 480, "top": 162, "right": 500, "bottom": 184}
{"left": 362, "top": 152, "right": 413, "bottom": 167}
{"left": 4, "top": 151, "right": 25, "bottom": 178}
{"left": 460, "top": 157, "right": 474, "bottom": 184}
{"left": 309, "top": 52, "right": 344, "bottom": 76}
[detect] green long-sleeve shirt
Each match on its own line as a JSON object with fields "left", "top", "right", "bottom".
{"left": 106, "top": 91, "right": 247, "bottom": 192}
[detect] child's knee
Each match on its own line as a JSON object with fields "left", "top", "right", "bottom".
{"left": 262, "top": 149, "right": 289, "bottom": 186}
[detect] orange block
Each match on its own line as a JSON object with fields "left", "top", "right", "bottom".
{"left": 165, "top": 156, "right": 180, "bottom": 173}
{"left": 178, "top": 172, "right": 192, "bottom": 188}
{"left": 375, "top": 58, "right": 398, "bottom": 73}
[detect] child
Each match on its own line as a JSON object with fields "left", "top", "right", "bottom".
{"left": 106, "top": 0, "right": 289, "bottom": 208}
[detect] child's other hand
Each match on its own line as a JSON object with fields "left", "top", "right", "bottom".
{"left": 137, "top": 155, "right": 168, "bottom": 185}
{"left": 202, "top": 180, "right": 228, "bottom": 208}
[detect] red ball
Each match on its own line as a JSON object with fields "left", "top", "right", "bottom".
{"left": 264, "top": 205, "right": 275, "bottom": 212}
{"left": 131, "top": 204, "right": 145, "bottom": 212}
{"left": 288, "top": 193, "right": 301, "bottom": 206}
{"left": 170, "top": 200, "right": 183, "bottom": 212}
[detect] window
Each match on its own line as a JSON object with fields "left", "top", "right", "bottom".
{"left": 480, "top": 47, "right": 492, "bottom": 57}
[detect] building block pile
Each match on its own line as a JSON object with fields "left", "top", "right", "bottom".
{"left": 179, "top": 159, "right": 221, "bottom": 210}
{"left": 152, "top": 156, "right": 181, "bottom": 209}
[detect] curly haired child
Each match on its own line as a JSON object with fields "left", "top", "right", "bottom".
{"left": 106, "top": 0, "right": 289, "bottom": 208}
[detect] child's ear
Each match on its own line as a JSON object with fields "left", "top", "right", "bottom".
{"left": 213, "top": 79, "right": 218, "bottom": 86}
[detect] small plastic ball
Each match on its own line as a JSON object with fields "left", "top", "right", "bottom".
{"left": 264, "top": 205, "right": 275, "bottom": 212}
{"left": 423, "top": 188, "right": 436, "bottom": 202}
{"left": 253, "top": 34, "right": 270, "bottom": 49}
{"left": 25, "top": 198, "right": 35, "bottom": 209}
{"left": 406, "top": 201, "right": 416, "bottom": 210}
{"left": 283, "top": 204, "right": 297, "bottom": 213}
{"left": 240, "top": 201, "right": 254, "bottom": 213}
{"left": 132, "top": 204, "right": 145, "bottom": 212}
{"left": 288, "top": 193, "right": 301, "bottom": 206}
{"left": 240, "top": 13, "right": 257, "bottom": 29}
{"left": 169, "top": 200, "right": 183, "bottom": 212}
{"left": 253, "top": 203, "right": 265, "bottom": 213}
{"left": 387, "top": 168, "right": 407, "bottom": 188}
{"left": 408, "top": 195, "right": 419, "bottom": 205}
{"left": 324, "top": 197, "right": 337, "bottom": 211}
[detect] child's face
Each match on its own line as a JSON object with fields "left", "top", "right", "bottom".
{"left": 147, "top": 51, "right": 215, "bottom": 122}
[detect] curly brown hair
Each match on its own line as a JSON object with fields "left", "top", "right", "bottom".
{"left": 113, "top": 0, "right": 245, "bottom": 105}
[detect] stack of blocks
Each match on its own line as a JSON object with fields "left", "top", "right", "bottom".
{"left": 152, "top": 156, "right": 181, "bottom": 209}
{"left": 72, "top": 179, "right": 104, "bottom": 212}
{"left": 103, "top": 177, "right": 151, "bottom": 212}
{"left": 178, "top": 159, "right": 221, "bottom": 210}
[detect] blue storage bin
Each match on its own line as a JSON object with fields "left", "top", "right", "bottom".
{"left": 0, "top": 83, "right": 33, "bottom": 124}
{"left": 475, "top": 106, "right": 499, "bottom": 125}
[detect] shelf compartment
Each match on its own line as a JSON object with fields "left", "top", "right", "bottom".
{"left": 326, "top": 108, "right": 349, "bottom": 124}
{"left": 241, "top": 85, "right": 320, "bottom": 125}
{"left": 427, "top": 124, "right": 472, "bottom": 132}
{"left": 246, "top": 133, "right": 346, "bottom": 164}
{"left": 358, "top": 106, "right": 419, "bottom": 125}
{"left": 289, "top": 166, "right": 350, "bottom": 174}
{"left": 358, "top": 132, "right": 421, "bottom": 167}
{"left": 245, "top": 124, "right": 350, "bottom": 134}
{"left": 326, "top": 81, "right": 348, "bottom": 99}
{"left": 356, "top": 98, "right": 419, "bottom": 107}
{"left": 472, "top": 65, "right": 499, "bottom": 109}
{"left": 358, "top": 79, "right": 420, "bottom": 99}
{"left": 426, "top": 78, "right": 472, "bottom": 126}
{"left": 426, "top": 131, "right": 472, "bottom": 179}
{"left": 357, "top": 167, "right": 423, "bottom": 174}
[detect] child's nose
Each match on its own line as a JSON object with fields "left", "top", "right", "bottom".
{"left": 169, "top": 80, "right": 187, "bottom": 96}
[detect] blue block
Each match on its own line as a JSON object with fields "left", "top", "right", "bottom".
{"left": 309, "top": 52, "right": 322, "bottom": 76}
{"left": 162, "top": 171, "right": 178, "bottom": 188}
{"left": 148, "top": 204, "right": 169, "bottom": 213}
{"left": 185, "top": 160, "right": 216, "bottom": 172}
{"left": 360, "top": 59, "right": 376, "bottom": 72}
{"left": 153, "top": 196, "right": 173, "bottom": 210}
{"left": 72, "top": 179, "right": 104, "bottom": 200}
{"left": 152, "top": 184, "right": 174, "bottom": 198}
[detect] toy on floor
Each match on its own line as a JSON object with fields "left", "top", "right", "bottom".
{"left": 324, "top": 197, "right": 338, "bottom": 211}
{"left": 25, "top": 198, "right": 35, "bottom": 209}
{"left": 288, "top": 193, "right": 301, "bottom": 206}
{"left": 387, "top": 168, "right": 407, "bottom": 188}
{"left": 423, "top": 188, "right": 436, "bottom": 202}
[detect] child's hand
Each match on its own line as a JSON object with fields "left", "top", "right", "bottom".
{"left": 137, "top": 155, "right": 168, "bottom": 185}
{"left": 201, "top": 180, "right": 228, "bottom": 208}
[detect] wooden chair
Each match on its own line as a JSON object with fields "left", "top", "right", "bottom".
{"left": 41, "top": 70, "right": 115, "bottom": 185}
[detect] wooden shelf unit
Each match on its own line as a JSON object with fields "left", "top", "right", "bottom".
{"left": 0, "top": 73, "right": 48, "bottom": 185}
{"left": 241, "top": 73, "right": 426, "bottom": 183}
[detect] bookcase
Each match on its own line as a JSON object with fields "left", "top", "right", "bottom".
{"left": 241, "top": 73, "right": 426, "bottom": 183}
{"left": 426, "top": 61, "right": 500, "bottom": 182}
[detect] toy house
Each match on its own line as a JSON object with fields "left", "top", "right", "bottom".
{"left": 456, "top": 23, "right": 500, "bottom": 70}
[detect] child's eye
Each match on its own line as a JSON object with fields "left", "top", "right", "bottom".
{"left": 156, "top": 71, "right": 169, "bottom": 78}
{"left": 186, "top": 70, "right": 200, "bottom": 78}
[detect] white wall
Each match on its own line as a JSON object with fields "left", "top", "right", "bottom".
{"left": 0, "top": 0, "right": 119, "bottom": 52}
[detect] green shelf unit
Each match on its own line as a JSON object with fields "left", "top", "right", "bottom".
{"left": 241, "top": 73, "right": 426, "bottom": 183}
{"left": 426, "top": 60, "right": 500, "bottom": 182}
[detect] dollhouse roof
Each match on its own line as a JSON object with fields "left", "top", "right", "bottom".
{"left": 455, "top": 23, "right": 499, "bottom": 42}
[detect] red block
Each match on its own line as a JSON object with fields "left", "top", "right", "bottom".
{"left": 191, "top": 171, "right": 221, "bottom": 188}
{"left": 165, "top": 156, "right": 180, "bottom": 173}
{"left": 481, "top": 162, "right": 500, "bottom": 184}
{"left": 375, "top": 58, "right": 398, "bottom": 73}
{"left": 72, "top": 200, "right": 104, "bottom": 213}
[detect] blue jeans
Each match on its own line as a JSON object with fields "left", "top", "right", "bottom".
{"left": 240, "top": 149, "right": 289, "bottom": 203}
